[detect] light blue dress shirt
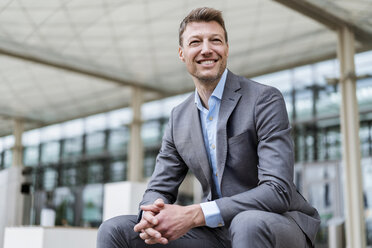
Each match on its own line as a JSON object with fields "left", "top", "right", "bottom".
{"left": 194, "top": 69, "right": 227, "bottom": 228}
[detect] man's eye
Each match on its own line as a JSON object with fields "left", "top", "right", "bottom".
{"left": 212, "top": 39, "right": 222, "bottom": 43}
{"left": 189, "top": 40, "right": 200, "bottom": 45}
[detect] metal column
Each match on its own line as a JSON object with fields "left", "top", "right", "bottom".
{"left": 128, "top": 87, "right": 144, "bottom": 182}
{"left": 12, "top": 119, "right": 24, "bottom": 167}
{"left": 337, "top": 26, "right": 366, "bottom": 248}
{"left": 5, "top": 119, "right": 25, "bottom": 228}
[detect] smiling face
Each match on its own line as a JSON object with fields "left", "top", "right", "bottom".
{"left": 178, "top": 21, "right": 229, "bottom": 86}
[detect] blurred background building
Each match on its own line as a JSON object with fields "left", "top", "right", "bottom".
{"left": 0, "top": 0, "right": 372, "bottom": 247}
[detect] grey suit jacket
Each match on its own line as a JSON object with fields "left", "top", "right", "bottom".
{"left": 140, "top": 70, "right": 320, "bottom": 244}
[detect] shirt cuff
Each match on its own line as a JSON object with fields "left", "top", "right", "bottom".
{"left": 200, "top": 201, "right": 225, "bottom": 228}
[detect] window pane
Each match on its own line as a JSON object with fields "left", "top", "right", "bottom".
{"left": 24, "top": 146, "right": 39, "bottom": 166}
{"left": 86, "top": 132, "right": 105, "bottom": 155}
{"left": 85, "top": 114, "right": 107, "bottom": 133}
{"left": 142, "top": 121, "right": 161, "bottom": 148}
{"left": 362, "top": 158, "right": 372, "bottom": 245}
{"left": 108, "top": 129, "right": 128, "bottom": 153}
{"left": 43, "top": 169, "right": 57, "bottom": 191}
{"left": 143, "top": 155, "right": 156, "bottom": 178}
{"left": 4, "top": 150, "right": 12, "bottom": 168}
{"left": 110, "top": 161, "right": 126, "bottom": 182}
{"left": 360, "top": 124, "right": 370, "bottom": 158}
{"left": 316, "top": 86, "right": 340, "bottom": 118}
{"left": 62, "top": 168, "right": 77, "bottom": 186}
{"left": 303, "top": 163, "right": 340, "bottom": 246}
{"left": 294, "top": 89, "right": 312, "bottom": 121}
{"left": 41, "top": 142, "right": 60, "bottom": 164}
{"left": 327, "top": 129, "right": 341, "bottom": 160}
{"left": 62, "top": 138, "right": 82, "bottom": 158}
{"left": 54, "top": 187, "right": 75, "bottom": 226}
{"left": 82, "top": 184, "right": 103, "bottom": 227}
{"left": 87, "top": 162, "right": 103, "bottom": 184}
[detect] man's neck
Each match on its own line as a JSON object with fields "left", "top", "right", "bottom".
{"left": 194, "top": 79, "right": 219, "bottom": 110}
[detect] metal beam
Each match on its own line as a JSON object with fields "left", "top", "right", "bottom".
{"left": 274, "top": 0, "right": 372, "bottom": 44}
{"left": 0, "top": 113, "right": 45, "bottom": 126}
{"left": 0, "top": 39, "right": 168, "bottom": 95}
{"left": 337, "top": 26, "right": 366, "bottom": 248}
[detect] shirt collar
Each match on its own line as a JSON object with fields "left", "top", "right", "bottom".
{"left": 194, "top": 68, "right": 228, "bottom": 107}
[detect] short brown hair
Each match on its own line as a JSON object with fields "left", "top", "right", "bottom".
{"left": 179, "top": 7, "right": 228, "bottom": 46}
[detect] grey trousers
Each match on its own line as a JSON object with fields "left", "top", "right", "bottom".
{"left": 97, "top": 210, "right": 311, "bottom": 248}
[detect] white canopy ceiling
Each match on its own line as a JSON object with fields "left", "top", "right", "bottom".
{"left": 1, "top": 0, "right": 371, "bottom": 136}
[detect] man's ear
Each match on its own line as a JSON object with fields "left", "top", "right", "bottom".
{"left": 178, "top": 47, "right": 185, "bottom": 62}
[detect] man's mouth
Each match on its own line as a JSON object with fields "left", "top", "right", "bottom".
{"left": 198, "top": 59, "right": 217, "bottom": 64}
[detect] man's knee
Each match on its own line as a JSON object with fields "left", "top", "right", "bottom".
{"left": 229, "top": 210, "right": 308, "bottom": 248}
{"left": 229, "top": 210, "right": 277, "bottom": 247}
{"left": 97, "top": 215, "right": 137, "bottom": 247}
{"left": 230, "top": 210, "right": 272, "bottom": 236}
{"left": 98, "top": 215, "right": 134, "bottom": 234}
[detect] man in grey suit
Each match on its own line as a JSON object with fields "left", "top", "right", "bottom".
{"left": 97, "top": 7, "right": 320, "bottom": 248}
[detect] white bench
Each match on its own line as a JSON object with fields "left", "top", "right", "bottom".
{"left": 4, "top": 226, "right": 97, "bottom": 248}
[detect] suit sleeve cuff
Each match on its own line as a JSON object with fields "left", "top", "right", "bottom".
{"left": 200, "top": 201, "right": 225, "bottom": 228}
{"left": 137, "top": 210, "right": 143, "bottom": 223}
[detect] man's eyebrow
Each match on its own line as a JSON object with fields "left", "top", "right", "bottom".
{"left": 211, "top": 34, "right": 224, "bottom": 39}
{"left": 187, "top": 34, "right": 202, "bottom": 40}
{"left": 188, "top": 33, "right": 223, "bottom": 40}
{"left": 188, "top": 35, "right": 199, "bottom": 40}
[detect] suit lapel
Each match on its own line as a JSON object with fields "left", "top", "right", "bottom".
{"left": 216, "top": 72, "right": 242, "bottom": 186}
{"left": 190, "top": 103, "right": 214, "bottom": 189}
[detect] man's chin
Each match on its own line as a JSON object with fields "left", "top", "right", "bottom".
{"left": 196, "top": 75, "right": 220, "bottom": 84}
{"left": 196, "top": 71, "right": 223, "bottom": 84}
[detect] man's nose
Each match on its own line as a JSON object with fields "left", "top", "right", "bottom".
{"left": 201, "top": 42, "right": 212, "bottom": 55}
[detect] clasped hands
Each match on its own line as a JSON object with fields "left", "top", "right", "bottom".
{"left": 133, "top": 198, "right": 205, "bottom": 245}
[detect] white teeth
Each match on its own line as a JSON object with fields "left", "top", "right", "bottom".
{"left": 200, "top": 60, "right": 215, "bottom": 64}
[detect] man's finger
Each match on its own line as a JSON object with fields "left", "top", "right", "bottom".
{"left": 133, "top": 222, "right": 144, "bottom": 233}
{"left": 142, "top": 211, "right": 158, "bottom": 225}
{"left": 144, "top": 237, "right": 169, "bottom": 245}
{"left": 158, "top": 237, "right": 169, "bottom": 245}
{"left": 140, "top": 198, "right": 165, "bottom": 213}
{"left": 134, "top": 218, "right": 152, "bottom": 232}
{"left": 139, "top": 231, "right": 149, "bottom": 240}
{"left": 144, "top": 238, "right": 158, "bottom": 245}
{"left": 154, "top": 198, "right": 165, "bottom": 207}
{"left": 143, "top": 227, "right": 161, "bottom": 239}
{"left": 140, "top": 205, "right": 162, "bottom": 213}
{"left": 139, "top": 228, "right": 167, "bottom": 245}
